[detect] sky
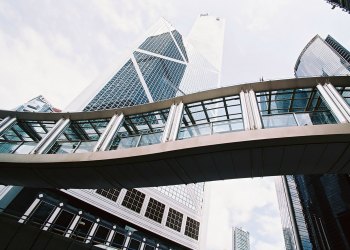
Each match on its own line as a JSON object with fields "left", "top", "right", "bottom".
{"left": 0, "top": 0, "right": 349, "bottom": 249}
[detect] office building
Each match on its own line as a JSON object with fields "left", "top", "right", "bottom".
{"left": 325, "top": 0, "right": 350, "bottom": 13}
{"left": 0, "top": 15, "right": 225, "bottom": 250}
{"left": 232, "top": 227, "right": 250, "bottom": 250}
{"left": 275, "top": 35, "right": 350, "bottom": 249}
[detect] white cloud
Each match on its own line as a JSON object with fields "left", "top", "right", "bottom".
{"left": 0, "top": 25, "right": 97, "bottom": 109}
{"left": 205, "top": 178, "right": 284, "bottom": 249}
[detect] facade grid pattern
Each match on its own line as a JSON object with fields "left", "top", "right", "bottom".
{"left": 184, "top": 217, "right": 200, "bottom": 240}
{"left": 165, "top": 208, "right": 183, "bottom": 232}
{"left": 121, "top": 189, "right": 146, "bottom": 213}
{"left": 139, "top": 32, "right": 184, "bottom": 61}
{"left": 96, "top": 188, "right": 122, "bottom": 202}
{"left": 145, "top": 198, "right": 165, "bottom": 223}
{"left": 84, "top": 60, "right": 149, "bottom": 111}
{"left": 134, "top": 51, "right": 186, "bottom": 102}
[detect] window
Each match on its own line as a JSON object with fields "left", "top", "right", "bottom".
{"left": 122, "top": 189, "right": 145, "bottom": 213}
{"left": 165, "top": 208, "right": 183, "bottom": 232}
{"left": 145, "top": 198, "right": 165, "bottom": 223}
{"left": 96, "top": 188, "right": 121, "bottom": 202}
{"left": 184, "top": 217, "right": 200, "bottom": 240}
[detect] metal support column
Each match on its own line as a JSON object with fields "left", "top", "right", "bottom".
{"left": 99, "top": 114, "right": 124, "bottom": 151}
{"left": 18, "top": 194, "right": 43, "bottom": 223}
{"left": 31, "top": 118, "right": 70, "bottom": 154}
{"left": 85, "top": 219, "right": 99, "bottom": 243}
{"left": 106, "top": 227, "right": 116, "bottom": 246}
{"left": 0, "top": 117, "right": 16, "bottom": 136}
{"left": 65, "top": 211, "right": 82, "bottom": 237}
{"left": 43, "top": 203, "right": 63, "bottom": 231}
{"left": 123, "top": 232, "right": 132, "bottom": 250}
{"left": 243, "top": 91, "right": 256, "bottom": 130}
{"left": 317, "top": 84, "right": 347, "bottom": 123}
{"left": 239, "top": 91, "right": 251, "bottom": 130}
{"left": 93, "top": 114, "right": 118, "bottom": 152}
{"left": 161, "top": 104, "right": 176, "bottom": 142}
{"left": 324, "top": 82, "right": 350, "bottom": 121}
{"left": 140, "top": 239, "right": 146, "bottom": 250}
{"left": 249, "top": 89, "right": 263, "bottom": 129}
{"left": 168, "top": 102, "right": 184, "bottom": 141}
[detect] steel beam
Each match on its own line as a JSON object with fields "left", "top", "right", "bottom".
{"left": 239, "top": 91, "right": 251, "bottom": 130}
{"left": 31, "top": 118, "right": 70, "bottom": 154}
{"left": 43, "top": 204, "right": 62, "bottom": 231}
{"left": 93, "top": 114, "right": 118, "bottom": 152}
{"left": 249, "top": 89, "right": 263, "bottom": 129}
{"left": 0, "top": 117, "right": 16, "bottom": 136}
{"left": 324, "top": 82, "right": 350, "bottom": 121}
{"left": 317, "top": 84, "right": 347, "bottom": 123}
{"left": 169, "top": 102, "right": 184, "bottom": 141}
{"left": 161, "top": 104, "right": 176, "bottom": 142}
{"left": 99, "top": 114, "right": 124, "bottom": 151}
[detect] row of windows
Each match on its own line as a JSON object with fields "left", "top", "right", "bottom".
{"left": 3, "top": 86, "right": 345, "bottom": 155}
{"left": 26, "top": 199, "right": 175, "bottom": 249}
{"left": 96, "top": 188, "right": 200, "bottom": 240}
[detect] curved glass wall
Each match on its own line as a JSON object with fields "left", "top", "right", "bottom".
{"left": 295, "top": 36, "right": 350, "bottom": 77}
{"left": 48, "top": 119, "right": 109, "bottom": 154}
{"left": 109, "top": 109, "right": 169, "bottom": 150}
{"left": 0, "top": 120, "right": 56, "bottom": 154}
{"left": 177, "top": 95, "right": 243, "bottom": 140}
{"left": 256, "top": 87, "right": 338, "bottom": 128}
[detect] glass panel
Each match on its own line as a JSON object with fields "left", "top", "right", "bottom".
{"left": 212, "top": 119, "right": 244, "bottom": 134}
{"left": 117, "top": 136, "right": 141, "bottom": 149}
{"left": 178, "top": 123, "right": 211, "bottom": 140}
{"left": 0, "top": 120, "right": 56, "bottom": 154}
{"left": 74, "top": 141, "right": 96, "bottom": 153}
{"left": 138, "top": 133, "right": 162, "bottom": 147}
{"left": 263, "top": 114, "right": 297, "bottom": 128}
{"left": 48, "top": 119, "right": 109, "bottom": 154}
{"left": 13, "top": 142, "right": 37, "bottom": 154}
{"left": 110, "top": 109, "right": 169, "bottom": 150}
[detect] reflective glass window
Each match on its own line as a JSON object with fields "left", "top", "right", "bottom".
{"left": 178, "top": 95, "right": 243, "bottom": 140}
{"left": 0, "top": 120, "right": 56, "bottom": 154}
{"left": 256, "top": 88, "right": 338, "bottom": 128}
{"left": 48, "top": 119, "right": 109, "bottom": 154}
{"left": 110, "top": 109, "right": 169, "bottom": 150}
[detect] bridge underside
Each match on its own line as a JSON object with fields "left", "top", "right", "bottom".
{"left": 1, "top": 124, "right": 350, "bottom": 189}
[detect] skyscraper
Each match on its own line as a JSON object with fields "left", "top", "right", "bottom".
{"left": 275, "top": 35, "right": 350, "bottom": 250}
{"left": 324, "top": 0, "right": 350, "bottom": 13}
{"left": 232, "top": 227, "right": 250, "bottom": 250}
{"left": 0, "top": 15, "right": 225, "bottom": 250}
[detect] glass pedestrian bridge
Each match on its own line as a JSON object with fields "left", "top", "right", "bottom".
{"left": 1, "top": 76, "right": 350, "bottom": 188}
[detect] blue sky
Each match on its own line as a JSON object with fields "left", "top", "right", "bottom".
{"left": 0, "top": 0, "right": 349, "bottom": 249}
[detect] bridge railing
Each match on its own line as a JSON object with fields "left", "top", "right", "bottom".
{"left": 1, "top": 76, "right": 350, "bottom": 156}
